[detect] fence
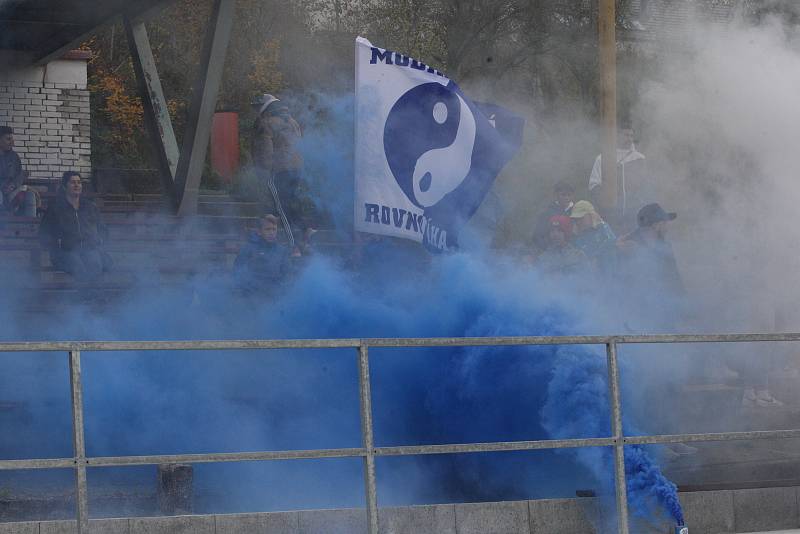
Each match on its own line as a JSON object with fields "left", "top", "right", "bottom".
{"left": 2, "top": 333, "right": 800, "bottom": 534}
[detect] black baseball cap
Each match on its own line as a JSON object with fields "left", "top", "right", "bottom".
{"left": 637, "top": 203, "right": 677, "bottom": 227}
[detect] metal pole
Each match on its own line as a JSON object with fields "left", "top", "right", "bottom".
{"left": 124, "top": 16, "right": 180, "bottom": 209}
{"left": 598, "top": 0, "right": 618, "bottom": 217}
{"left": 174, "top": 0, "right": 236, "bottom": 216}
{"left": 357, "top": 343, "right": 379, "bottom": 534}
{"left": 606, "top": 342, "right": 629, "bottom": 534}
{"left": 69, "top": 350, "right": 89, "bottom": 533}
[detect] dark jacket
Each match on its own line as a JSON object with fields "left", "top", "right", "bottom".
{"left": 233, "top": 231, "right": 292, "bottom": 290}
{"left": 39, "top": 194, "right": 106, "bottom": 253}
{"left": 618, "top": 229, "right": 685, "bottom": 297}
{"left": 0, "top": 149, "right": 24, "bottom": 190}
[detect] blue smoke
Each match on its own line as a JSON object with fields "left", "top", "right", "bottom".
{"left": 542, "top": 345, "right": 684, "bottom": 527}
{"left": 0, "top": 91, "right": 683, "bottom": 527}
{"left": 1, "top": 252, "right": 683, "bottom": 526}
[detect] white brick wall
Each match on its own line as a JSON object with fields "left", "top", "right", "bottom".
{"left": 0, "top": 80, "right": 91, "bottom": 180}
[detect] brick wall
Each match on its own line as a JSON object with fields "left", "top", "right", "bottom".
{"left": 0, "top": 79, "right": 91, "bottom": 181}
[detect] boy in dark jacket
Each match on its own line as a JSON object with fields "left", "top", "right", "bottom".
{"left": 39, "top": 171, "right": 112, "bottom": 278}
{"left": 233, "top": 214, "right": 292, "bottom": 294}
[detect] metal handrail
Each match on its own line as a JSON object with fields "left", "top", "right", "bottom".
{"left": 1, "top": 333, "right": 799, "bottom": 534}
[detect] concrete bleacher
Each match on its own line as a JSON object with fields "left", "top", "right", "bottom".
{"left": 0, "top": 184, "right": 347, "bottom": 307}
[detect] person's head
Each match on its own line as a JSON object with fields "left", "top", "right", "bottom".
{"left": 251, "top": 93, "right": 280, "bottom": 116}
{"left": 618, "top": 124, "right": 635, "bottom": 150}
{"left": 554, "top": 181, "right": 575, "bottom": 209}
{"left": 637, "top": 203, "right": 676, "bottom": 239}
{"left": 259, "top": 214, "right": 279, "bottom": 242}
{"left": 548, "top": 215, "right": 572, "bottom": 247}
{"left": 61, "top": 171, "right": 82, "bottom": 197}
{"left": 569, "top": 200, "right": 602, "bottom": 232}
{"left": 0, "top": 126, "right": 13, "bottom": 152}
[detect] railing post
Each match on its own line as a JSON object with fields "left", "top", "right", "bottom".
{"left": 357, "top": 342, "right": 379, "bottom": 534}
{"left": 68, "top": 350, "right": 89, "bottom": 533}
{"left": 606, "top": 342, "right": 629, "bottom": 534}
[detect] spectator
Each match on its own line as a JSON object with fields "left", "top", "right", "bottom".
{"left": 533, "top": 181, "right": 575, "bottom": 250}
{"left": 39, "top": 171, "right": 111, "bottom": 278}
{"left": 536, "top": 215, "right": 588, "bottom": 275}
{"left": 233, "top": 214, "right": 293, "bottom": 294}
{"left": 569, "top": 200, "right": 617, "bottom": 274}
{"left": 588, "top": 123, "right": 648, "bottom": 231}
{"left": 617, "top": 203, "right": 684, "bottom": 303}
{"left": 0, "top": 126, "right": 37, "bottom": 217}
{"left": 251, "top": 94, "right": 316, "bottom": 254}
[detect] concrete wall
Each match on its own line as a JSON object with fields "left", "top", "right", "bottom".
{"left": 0, "top": 55, "right": 91, "bottom": 180}
{"left": 1, "top": 487, "right": 799, "bottom": 533}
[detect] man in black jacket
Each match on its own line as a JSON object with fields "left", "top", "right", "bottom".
{"left": 0, "top": 126, "right": 37, "bottom": 217}
{"left": 39, "top": 171, "right": 112, "bottom": 278}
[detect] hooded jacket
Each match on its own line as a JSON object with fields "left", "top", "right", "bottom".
{"left": 39, "top": 194, "right": 106, "bottom": 252}
{"left": 0, "top": 149, "right": 24, "bottom": 190}
{"left": 251, "top": 113, "right": 303, "bottom": 175}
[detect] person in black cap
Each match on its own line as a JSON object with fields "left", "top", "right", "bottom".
{"left": 617, "top": 202, "right": 684, "bottom": 298}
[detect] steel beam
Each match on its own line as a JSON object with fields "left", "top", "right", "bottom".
{"left": 1, "top": 332, "right": 800, "bottom": 353}
{"left": 357, "top": 343, "right": 379, "bottom": 534}
{"left": 5, "top": 428, "right": 800, "bottom": 471}
{"left": 598, "top": 0, "right": 618, "bottom": 216}
{"left": 174, "top": 0, "right": 235, "bottom": 216}
{"left": 124, "top": 17, "right": 180, "bottom": 209}
{"left": 68, "top": 350, "right": 89, "bottom": 534}
{"left": 124, "top": 18, "right": 179, "bottom": 209}
{"left": 606, "top": 342, "right": 629, "bottom": 534}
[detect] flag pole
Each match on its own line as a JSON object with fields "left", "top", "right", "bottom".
{"left": 599, "top": 0, "right": 618, "bottom": 216}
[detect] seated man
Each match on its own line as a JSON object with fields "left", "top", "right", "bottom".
{"left": 233, "top": 214, "right": 292, "bottom": 293}
{"left": 39, "top": 171, "right": 112, "bottom": 278}
{"left": 0, "top": 126, "right": 37, "bottom": 217}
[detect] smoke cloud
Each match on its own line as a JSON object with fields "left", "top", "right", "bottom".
{"left": 4, "top": 6, "right": 800, "bottom": 531}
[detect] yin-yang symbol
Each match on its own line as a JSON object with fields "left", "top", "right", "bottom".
{"left": 384, "top": 83, "right": 476, "bottom": 208}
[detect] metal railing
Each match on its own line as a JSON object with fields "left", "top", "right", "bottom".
{"left": 2, "top": 333, "right": 800, "bottom": 534}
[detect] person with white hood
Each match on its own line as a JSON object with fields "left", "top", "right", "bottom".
{"left": 588, "top": 123, "right": 648, "bottom": 232}
{"left": 251, "top": 94, "right": 316, "bottom": 255}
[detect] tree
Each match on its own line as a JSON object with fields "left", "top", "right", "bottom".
{"left": 88, "top": 0, "right": 303, "bottom": 171}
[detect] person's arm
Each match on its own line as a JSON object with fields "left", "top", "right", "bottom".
{"left": 10, "top": 152, "right": 25, "bottom": 189}
{"left": 1, "top": 152, "right": 25, "bottom": 192}
{"left": 289, "top": 117, "right": 302, "bottom": 138}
